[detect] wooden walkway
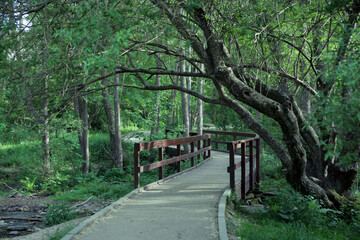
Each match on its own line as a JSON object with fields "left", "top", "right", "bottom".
{"left": 65, "top": 151, "right": 238, "bottom": 240}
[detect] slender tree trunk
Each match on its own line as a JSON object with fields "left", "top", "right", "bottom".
{"left": 74, "top": 92, "right": 90, "bottom": 175}
{"left": 113, "top": 74, "right": 123, "bottom": 169}
{"left": 180, "top": 58, "right": 190, "bottom": 153}
{"left": 151, "top": 57, "right": 161, "bottom": 137}
{"left": 41, "top": 79, "right": 51, "bottom": 174}
{"left": 102, "top": 79, "right": 117, "bottom": 166}
{"left": 187, "top": 47, "right": 193, "bottom": 131}
{"left": 167, "top": 72, "right": 179, "bottom": 128}
{"left": 197, "top": 78, "right": 204, "bottom": 136}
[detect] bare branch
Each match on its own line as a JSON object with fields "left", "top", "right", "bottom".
{"left": 243, "top": 64, "right": 318, "bottom": 96}
{"left": 81, "top": 66, "right": 211, "bottom": 91}
{"left": 122, "top": 83, "right": 221, "bottom": 105}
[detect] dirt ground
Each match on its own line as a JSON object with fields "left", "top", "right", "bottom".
{"left": 0, "top": 193, "right": 111, "bottom": 239}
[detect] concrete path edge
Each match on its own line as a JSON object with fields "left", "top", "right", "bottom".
{"left": 61, "top": 157, "right": 212, "bottom": 240}
{"left": 218, "top": 189, "right": 231, "bottom": 240}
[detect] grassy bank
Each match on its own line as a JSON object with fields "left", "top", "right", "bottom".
{"left": 227, "top": 147, "right": 360, "bottom": 240}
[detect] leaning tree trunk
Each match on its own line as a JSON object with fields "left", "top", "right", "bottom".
{"left": 148, "top": 0, "right": 359, "bottom": 207}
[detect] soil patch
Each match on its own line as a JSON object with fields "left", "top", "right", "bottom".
{"left": 0, "top": 193, "right": 112, "bottom": 239}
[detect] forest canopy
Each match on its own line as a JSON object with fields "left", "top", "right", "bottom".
{"left": 0, "top": 0, "right": 359, "bottom": 208}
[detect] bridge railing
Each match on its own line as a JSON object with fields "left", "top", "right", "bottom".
{"left": 166, "top": 129, "right": 260, "bottom": 199}
{"left": 227, "top": 136, "right": 260, "bottom": 199}
{"left": 134, "top": 134, "right": 211, "bottom": 189}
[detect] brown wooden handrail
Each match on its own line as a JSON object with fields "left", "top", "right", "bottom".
{"left": 227, "top": 137, "right": 260, "bottom": 199}
{"left": 165, "top": 129, "right": 261, "bottom": 199}
{"left": 134, "top": 134, "right": 212, "bottom": 188}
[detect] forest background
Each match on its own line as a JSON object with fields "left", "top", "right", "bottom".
{"left": 0, "top": 0, "right": 359, "bottom": 239}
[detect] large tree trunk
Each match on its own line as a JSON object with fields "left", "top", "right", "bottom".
{"left": 145, "top": 0, "right": 359, "bottom": 207}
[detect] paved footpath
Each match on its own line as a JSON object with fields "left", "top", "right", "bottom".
{"left": 68, "top": 151, "right": 235, "bottom": 240}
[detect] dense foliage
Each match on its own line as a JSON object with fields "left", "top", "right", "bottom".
{"left": 0, "top": 0, "right": 359, "bottom": 234}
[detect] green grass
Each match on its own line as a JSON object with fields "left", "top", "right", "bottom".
{"left": 238, "top": 219, "right": 356, "bottom": 240}
{"left": 230, "top": 147, "right": 360, "bottom": 240}
{"left": 47, "top": 224, "right": 75, "bottom": 240}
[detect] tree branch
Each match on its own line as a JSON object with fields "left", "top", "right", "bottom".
{"left": 243, "top": 64, "right": 318, "bottom": 96}
{"left": 121, "top": 83, "right": 221, "bottom": 105}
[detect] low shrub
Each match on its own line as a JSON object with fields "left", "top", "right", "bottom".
{"left": 44, "top": 202, "right": 77, "bottom": 226}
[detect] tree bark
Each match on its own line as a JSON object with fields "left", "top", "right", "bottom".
{"left": 102, "top": 79, "right": 117, "bottom": 167}
{"left": 187, "top": 47, "right": 193, "bottom": 131}
{"left": 151, "top": 57, "right": 161, "bottom": 137}
{"left": 180, "top": 57, "right": 190, "bottom": 153}
{"left": 197, "top": 77, "right": 204, "bottom": 136}
{"left": 74, "top": 92, "right": 90, "bottom": 175}
{"left": 113, "top": 74, "right": 123, "bottom": 169}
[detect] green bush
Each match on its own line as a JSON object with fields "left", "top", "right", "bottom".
{"left": 263, "top": 190, "right": 325, "bottom": 225}
{"left": 41, "top": 172, "right": 70, "bottom": 195}
{"left": 20, "top": 176, "right": 37, "bottom": 192}
{"left": 103, "top": 168, "right": 134, "bottom": 183}
{"left": 44, "top": 202, "right": 77, "bottom": 226}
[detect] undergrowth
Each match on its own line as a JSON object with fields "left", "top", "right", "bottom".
{"left": 230, "top": 147, "right": 360, "bottom": 240}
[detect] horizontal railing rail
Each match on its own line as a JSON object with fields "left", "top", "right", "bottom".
{"left": 134, "top": 134, "right": 211, "bottom": 188}
{"left": 165, "top": 129, "right": 260, "bottom": 199}
{"left": 227, "top": 137, "right": 260, "bottom": 199}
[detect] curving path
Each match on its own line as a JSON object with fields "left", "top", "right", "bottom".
{"left": 63, "top": 151, "right": 238, "bottom": 240}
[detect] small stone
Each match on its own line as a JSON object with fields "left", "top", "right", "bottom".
{"left": 246, "top": 193, "right": 255, "bottom": 199}
{"left": 250, "top": 199, "right": 260, "bottom": 205}
{"left": 0, "top": 221, "right": 8, "bottom": 227}
{"left": 9, "top": 231, "right": 19, "bottom": 235}
{"left": 263, "top": 192, "right": 277, "bottom": 197}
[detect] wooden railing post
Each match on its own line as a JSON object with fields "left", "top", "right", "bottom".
{"left": 215, "top": 133, "right": 218, "bottom": 150}
{"left": 228, "top": 143, "right": 235, "bottom": 189}
{"left": 158, "top": 147, "right": 163, "bottom": 180}
{"left": 197, "top": 140, "right": 200, "bottom": 160}
{"left": 249, "top": 140, "right": 254, "bottom": 190}
{"left": 207, "top": 138, "right": 211, "bottom": 158}
{"left": 203, "top": 139, "right": 206, "bottom": 159}
{"left": 256, "top": 138, "right": 260, "bottom": 183}
{"left": 241, "top": 142, "right": 246, "bottom": 199}
{"left": 177, "top": 144, "right": 181, "bottom": 172}
{"left": 190, "top": 142, "right": 195, "bottom": 167}
{"left": 134, "top": 143, "right": 140, "bottom": 189}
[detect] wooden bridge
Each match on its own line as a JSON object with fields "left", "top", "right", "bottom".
{"left": 134, "top": 130, "right": 261, "bottom": 200}
{"left": 62, "top": 130, "right": 261, "bottom": 240}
